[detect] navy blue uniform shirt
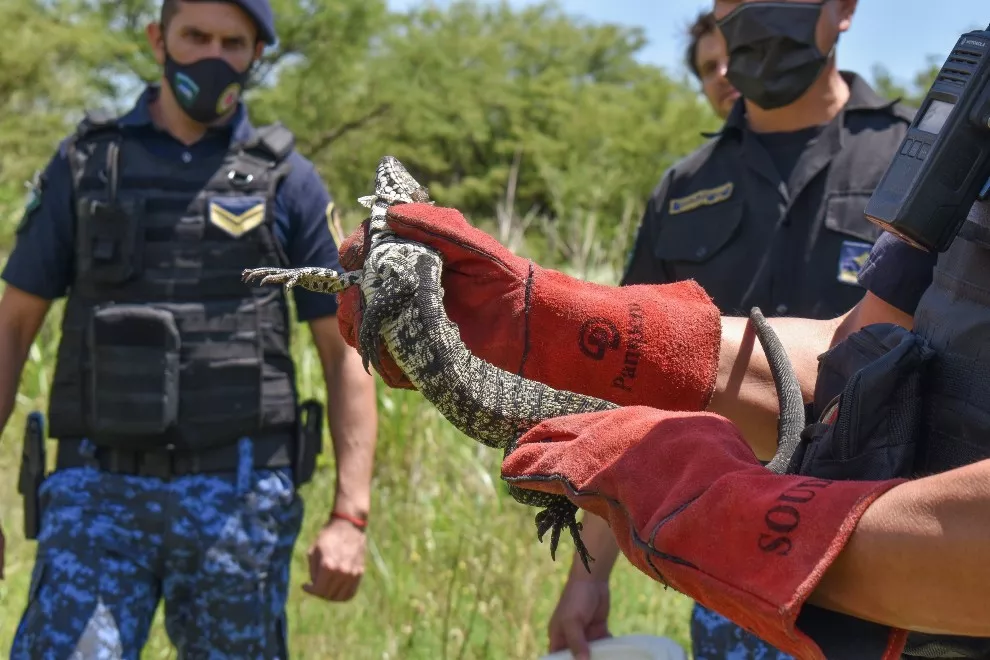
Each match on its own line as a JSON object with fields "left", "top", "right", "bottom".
{"left": 1, "top": 86, "right": 341, "bottom": 322}
{"left": 621, "top": 72, "right": 915, "bottom": 321}
{"left": 856, "top": 230, "right": 938, "bottom": 316}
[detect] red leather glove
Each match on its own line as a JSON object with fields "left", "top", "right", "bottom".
{"left": 337, "top": 204, "right": 722, "bottom": 411}
{"left": 499, "top": 407, "right": 909, "bottom": 660}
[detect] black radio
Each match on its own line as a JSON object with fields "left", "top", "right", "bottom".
{"left": 864, "top": 24, "right": 990, "bottom": 252}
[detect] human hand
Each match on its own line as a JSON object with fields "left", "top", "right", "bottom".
{"left": 547, "top": 576, "right": 612, "bottom": 660}
{"left": 302, "top": 517, "right": 367, "bottom": 601}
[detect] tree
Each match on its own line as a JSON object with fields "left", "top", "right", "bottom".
{"left": 872, "top": 54, "right": 941, "bottom": 110}
{"left": 0, "top": 0, "right": 142, "bottom": 247}
{"left": 1, "top": 0, "right": 947, "bottom": 270}
{"left": 251, "top": 0, "right": 718, "bottom": 230}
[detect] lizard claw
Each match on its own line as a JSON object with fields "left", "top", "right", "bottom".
{"left": 505, "top": 483, "right": 593, "bottom": 571}
{"left": 242, "top": 267, "right": 283, "bottom": 284}
{"left": 242, "top": 266, "right": 360, "bottom": 295}
{"left": 242, "top": 267, "right": 303, "bottom": 289}
{"left": 533, "top": 495, "right": 594, "bottom": 572}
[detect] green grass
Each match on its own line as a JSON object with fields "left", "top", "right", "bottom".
{"left": 0, "top": 293, "right": 694, "bottom": 660}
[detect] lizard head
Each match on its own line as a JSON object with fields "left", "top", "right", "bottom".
{"left": 375, "top": 155, "right": 432, "bottom": 205}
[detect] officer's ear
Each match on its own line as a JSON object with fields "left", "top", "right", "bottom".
{"left": 834, "top": 0, "right": 857, "bottom": 33}
{"left": 147, "top": 21, "right": 167, "bottom": 66}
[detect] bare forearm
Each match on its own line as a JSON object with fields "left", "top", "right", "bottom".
{"left": 569, "top": 513, "right": 621, "bottom": 580}
{"left": 810, "top": 460, "right": 990, "bottom": 635}
{"left": 0, "top": 287, "right": 52, "bottom": 438}
{"left": 0, "top": 329, "right": 26, "bottom": 437}
{"left": 708, "top": 313, "right": 845, "bottom": 460}
{"left": 569, "top": 312, "right": 850, "bottom": 577}
{"left": 707, "top": 293, "right": 913, "bottom": 461}
{"left": 324, "top": 351, "right": 378, "bottom": 518}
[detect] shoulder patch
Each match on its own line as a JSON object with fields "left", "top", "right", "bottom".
{"left": 16, "top": 170, "right": 45, "bottom": 235}
{"left": 668, "top": 182, "right": 734, "bottom": 215}
{"left": 208, "top": 195, "right": 267, "bottom": 237}
{"left": 837, "top": 240, "right": 873, "bottom": 285}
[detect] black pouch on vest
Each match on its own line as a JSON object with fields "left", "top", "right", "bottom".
{"left": 784, "top": 323, "right": 935, "bottom": 659}
{"left": 790, "top": 323, "right": 935, "bottom": 480}
{"left": 87, "top": 305, "right": 180, "bottom": 438}
{"left": 77, "top": 197, "right": 145, "bottom": 285}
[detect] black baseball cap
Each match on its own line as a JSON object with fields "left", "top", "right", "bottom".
{"left": 177, "top": 0, "right": 277, "bottom": 44}
{"left": 226, "top": 0, "right": 276, "bottom": 43}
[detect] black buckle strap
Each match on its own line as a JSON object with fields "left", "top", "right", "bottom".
{"left": 56, "top": 434, "right": 294, "bottom": 480}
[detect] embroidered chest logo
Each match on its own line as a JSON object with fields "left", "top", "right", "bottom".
{"left": 837, "top": 240, "right": 872, "bottom": 285}
{"left": 668, "top": 182, "right": 734, "bottom": 215}
{"left": 209, "top": 196, "right": 266, "bottom": 238}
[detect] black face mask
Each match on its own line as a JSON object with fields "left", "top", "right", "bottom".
{"left": 717, "top": 1, "right": 835, "bottom": 111}
{"left": 164, "top": 50, "right": 250, "bottom": 124}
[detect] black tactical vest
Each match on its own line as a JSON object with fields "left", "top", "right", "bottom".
{"left": 47, "top": 110, "right": 301, "bottom": 453}
{"left": 778, "top": 198, "right": 990, "bottom": 658}
{"left": 901, "top": 198, "right": 990, "bottom": 659}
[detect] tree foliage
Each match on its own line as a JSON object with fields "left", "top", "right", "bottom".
{"left": 246, "top": 0, "right": 720, "bottom": 229}
{"left": 871, "top": 54, "right": 941, "bottom": 109}
{"left": 0, "top": 0, "right": 952, "bottom": 268}
{"left": 0, "top": 0, "right": 117, "bottom": 184}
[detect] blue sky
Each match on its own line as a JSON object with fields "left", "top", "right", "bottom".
{"left": 387, "top": 0, "right": 986, "bottom": 88}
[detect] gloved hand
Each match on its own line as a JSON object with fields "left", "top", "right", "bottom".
{"left": 337, "top": 203, "right": 722, "bottom": 411}
{"left": 499, "top": 406, "right": 910, "bottom": 660}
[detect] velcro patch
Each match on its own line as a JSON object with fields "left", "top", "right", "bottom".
{"left": 208, "top": 196, "right": 266, "bottom": 238}
{"left": 837, "top": 240, "right": 872, "bottom": 285}
{"left": 668, "top": 182, "right": 733, "bottom": 215}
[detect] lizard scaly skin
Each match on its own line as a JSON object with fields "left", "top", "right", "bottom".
{"left": 242, "top": 156, "right": 805, "bottom": 571}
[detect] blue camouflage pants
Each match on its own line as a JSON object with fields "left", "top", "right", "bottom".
{"left": 9, "top": 437, "right": 305, "bottom": 660}
{"left": 691, "top": 602, "right": 795, "bottom": 660}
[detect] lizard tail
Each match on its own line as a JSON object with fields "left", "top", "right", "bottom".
{"left": 748, "top": 307, "right": 805, "bottom": 475}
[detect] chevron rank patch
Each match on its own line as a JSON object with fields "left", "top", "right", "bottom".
{"left": 668, "top": 182, "right": 733, "bottom": 215}
{"left": 837, "top": 239, "right": 872, "bottom": 285}
{"left": 208, "top": 196, "right": 266, "bottom": 238}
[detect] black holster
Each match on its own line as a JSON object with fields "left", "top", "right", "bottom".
{"left": 293, "top": 399, "right": 324, "bottom": 487}
{"left": 17, "top": 411, "right": 47, "bottom": 540}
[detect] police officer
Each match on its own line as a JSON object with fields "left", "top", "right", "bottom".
{"left": 684, "top": 10, "right": 740, "bottom": 122}
{"left": 550, "top": 0, "right": 916, "bottom": 655}
{"left": 622, "top": 0, "right": 912, "bottom": 321}
{"left": 874, "top": 174, "right": 990, "bottom": 656}
{"left": 0, "top": 1, "right": 379, "bottom": 657}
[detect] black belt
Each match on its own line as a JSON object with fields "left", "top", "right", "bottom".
{"left": 55, "top": 434, "right": 294, "bottom": 480}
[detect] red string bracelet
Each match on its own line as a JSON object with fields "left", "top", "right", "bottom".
{"left": 331, "top": 511, "right": 368, "bottom": 530}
